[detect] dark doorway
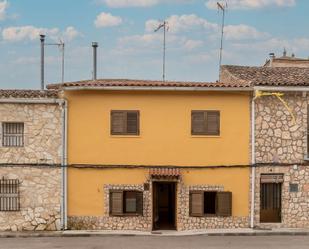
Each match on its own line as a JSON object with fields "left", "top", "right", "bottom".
{"left": 153, "top": 182, "right": 176, "bottom": 230}
{"left": 260, "top": 183, "right": 282, "bottom": 223}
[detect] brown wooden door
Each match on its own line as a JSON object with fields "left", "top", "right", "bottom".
{"left": 260, "top": 183, "right": 282, "bottom": 223}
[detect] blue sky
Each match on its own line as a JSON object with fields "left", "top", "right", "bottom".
{"left": 0, "top": 0, "right": 308, "bottom": 89}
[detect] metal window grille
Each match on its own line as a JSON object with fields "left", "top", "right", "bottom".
{"left": 0, "top": 178, "right": 20, "bottom": 211}
{"left": 2, "top": 123, "right": 24, "bottom": 147}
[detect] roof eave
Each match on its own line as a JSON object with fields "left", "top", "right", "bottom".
{"left": 61, "top": 85, "right": 252, "bottom": 92}
{"left": 254, "top": 86, "right": 309, "bottom": 92}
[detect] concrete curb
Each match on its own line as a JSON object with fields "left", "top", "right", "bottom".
{"left": 1, "top": 230, "right": 309, "bottom": 238}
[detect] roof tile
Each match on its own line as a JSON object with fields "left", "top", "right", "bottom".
{"left": 0, "top": 90, "right": 59, "bottom": 99}
{"left": 221, "top": 65, "right": 309, "bottom": 87}
{"left": 47, "top": 79, "right": 250, "bottom": 89}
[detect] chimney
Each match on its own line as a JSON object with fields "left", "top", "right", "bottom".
{"left": 92, "top": 42, "right": 98, "bottom": 80}
{"left": 40, "top": 34, "right": 45, "bottom": 90}
{"left": 269, "top": 52, "right": 275, "bottom": 67}
{"left": 283, "top": 48, "right": 287, "bottom": 57}
{"left": 291, "top": 53, "right": 295, "bottom": 58}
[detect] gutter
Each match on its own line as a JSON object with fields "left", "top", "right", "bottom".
{"left": 60, "top": 99, "right": 68, "bottom": 230}
{"left": 250, "top": 94, "right": 256, "bottom": 229}
{"left": 61, "top": 86, "right": 252, "bottom": 92}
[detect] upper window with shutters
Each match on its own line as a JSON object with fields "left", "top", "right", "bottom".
{"left": 111, "top": 111, "right": 140, "bottom": 136}
{"left": 191, "top": 111, "right": 220, "bottom": 136}
{"left": 2, "top": 122, "right": 24, "bottom": 147}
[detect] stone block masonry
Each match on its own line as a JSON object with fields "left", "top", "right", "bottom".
{"left": 254, "top": 166, "right": 309, "bottom": 228}
{"left": 0, "top": 167, "right": 61, "bottom": 231}
{"left": 254, "top": 93, "right": 309, "bottom": 228}
{"left": 255, "top": 93, "right": 307, "bottom": 164}
{"left": 0, "top": 103, "right": 62, "bottom": 164}
{"left": 0, "top": 101, "right": 63, "bottom": 231}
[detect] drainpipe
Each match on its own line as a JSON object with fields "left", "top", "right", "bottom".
{"left": 250, "top": 94, "right": 256, "bottom": 228}
{"left": 60, "top": 99, "right": 68, "bottom": 230}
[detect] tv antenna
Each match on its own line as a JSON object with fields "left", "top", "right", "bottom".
{"left": 217, "top": 1, "right": 227, "bottom": 78}
{"left": 40, "top": 34, "right": 65, "bottom": 90}
{"left": 154, "top": 20, "right": 169, "bottom": 82}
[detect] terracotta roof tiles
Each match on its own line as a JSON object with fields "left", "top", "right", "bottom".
{"left": 221, "top": 65, "right": 309, "bottom": 87}
{"left": 47, "top": 79, "right": 250, "bottom": 90}
{"left": 0, "top": 90, "right": 59, "bottom": 99}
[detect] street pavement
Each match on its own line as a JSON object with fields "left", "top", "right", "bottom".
{"left": 0, "top": 235, "right": 308, "bottom": 249}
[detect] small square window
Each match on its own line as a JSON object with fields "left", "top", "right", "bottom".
{"left": 289, "top": 183, "right": 298, "bottom": 192}
{"left": 2, "top": 122, "right": 24, "bottom": 147}
{"left": 191, "top": 111, "right": 220, "bottom": 136}
{"left": 111, "top": 111, "right": 139, "bottom": 135}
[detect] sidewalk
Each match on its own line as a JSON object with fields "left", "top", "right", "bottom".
{"left": 1, "top": 228, "right": 309, "bottom": 238}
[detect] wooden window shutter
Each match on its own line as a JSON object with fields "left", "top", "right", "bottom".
{"left": 206, "top": 111, "right": 220, "bottom": 135}
{"left": 136, "top": 191, "right": 143, "bottom": 215}
{"left": 191, "top": 111, "right": 206, "bottom": 135}
{"left": 127, "top": 111, "right": 139, "bottom": 135}
{"left": 216, "top": 192, "right": 232, "bottom": 217}
{"left": 111, "top": 112, "right": 126, "bottom": 134}
{"left": 189, "top": 191, "right": 204, "bottom": 217}
{"left": 110, "top": 190, "right": 123, "bottom": 215}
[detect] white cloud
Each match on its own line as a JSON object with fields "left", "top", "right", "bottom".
{"left": 102, "top": 0, "right": 158, "bottom": 8}
{"left": 183, "top": 39, "right": 203, "bottom": 50}
{"left": 224, "top": 24, "right": 269, "bottom": 40}
{"left": 12, "top": 56, "right": 58, "bottom": 65}
{"left": 146, "top": 14, "right": 218, "bottom": 34}
{"left": 2, "top": 25, "right": 81, "bottom": 42}
{"left": 94, "top": 12, "right": 123, "bottom": 28}
{"left": 0, "top": 0, "right": 9, "bottom": 20}
{"left": 100, "top": 0, "right": 193, "bottom": 8}
{"left": 63, "top": 26, "right": 82, "bottom": 41}
{"left": 206, "top": 0, "right": 296, "bottom": 10}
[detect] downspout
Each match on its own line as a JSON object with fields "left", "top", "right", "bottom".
{"left": 61, "top": 99, "right": 68, "bottom": 230}
{"left": 250, "top": 94, "right": 256, "bottom": 228}
{"left": 64, "top": 99, "right": 68, "bottom": 229}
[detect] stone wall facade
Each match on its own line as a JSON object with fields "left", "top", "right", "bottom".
{"left": 255, "top": 93, "right": 307, "bottom": 164}
{"left": 254, "top": 166, "right": 309, "bottom": 228}
{"left": 68, "top": 176, "right": 249, "bottom": 231}
{"left": 0, "top": 167, "right": 61, "bottom": 231}
{"left": 0, "top": 103, "right": 62, "bottom": 164}
{"left": 254, "top": 93, "right": 309, "bottom": 228}
{"left": 0, "top": 102, "right": 63, "bottom": 231}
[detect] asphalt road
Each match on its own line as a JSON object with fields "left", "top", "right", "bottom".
{"left": 0, "top": 235, "right": 308, "bottom": 249}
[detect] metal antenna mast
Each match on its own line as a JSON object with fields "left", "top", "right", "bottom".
{"left": 217, "top": 1, "right": 227, "bottom": 78}
{"left": 155, "top": 20, "right": 168, "bottom": 82}
{"left": 40, "top": 35, "right": 65, "bottom": 89}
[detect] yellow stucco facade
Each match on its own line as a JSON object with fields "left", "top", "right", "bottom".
{"left": 65, "top": 90, "right": 251, "bottom": 230}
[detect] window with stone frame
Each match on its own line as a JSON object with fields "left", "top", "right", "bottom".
{"left": 109, "top": 190, "right": 143, "bottom": 216}
{"left": 189, "top": 191, "right": 232, "bottom": 217}
{"left": 2, "top": 122, "right": 24, "bottom": 147}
